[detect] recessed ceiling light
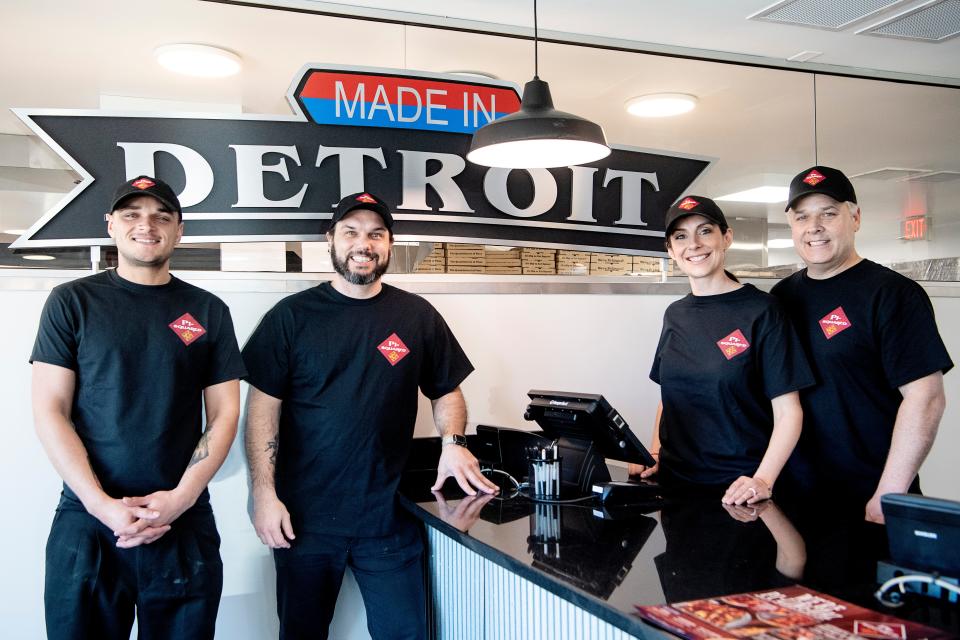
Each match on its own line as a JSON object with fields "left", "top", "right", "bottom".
{"left": 625, "top": 93, "right": 698, "bottom": 118}
{"left": 715, "top": 186, "right": 789, "bottom": 203}
{"left": 4, "top": 228, "right": 27, "bottom": 235}
{"left": 22, "top": 254, "right": 56, "bottom": 261}
{"left": 154, "top": 44, "right": 242, "bottom": 78}
{"left": 767, "top": 239, "right": 795, "bottom": 249}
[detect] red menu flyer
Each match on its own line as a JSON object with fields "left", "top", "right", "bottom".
{"left": 635, "top": 586, "right": 953, "bottom": 639}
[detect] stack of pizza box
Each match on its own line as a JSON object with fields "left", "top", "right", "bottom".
{"left": 483, "top": 246, "right": 522, "bottom": 275}
{"left": 631, "top": 255, "right": 664, "bottom": 275}
{"left": 590, "top": 252, "right": 633, "bottom": 276}
{"left": 445, "top": 243, "right": 486, "bottom": 274}
{"left": 413, "top": 242, "right": 446, "bottom": 274}
{"left": 521, "top": 248, "right": 557, "bottom": 275}
{"left": 556, "top": 250, "right": 591, "bottom": 275}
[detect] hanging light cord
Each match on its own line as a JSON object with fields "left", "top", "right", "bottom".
{"left": 533, "top": 0, "right": 539, "bottom": 79}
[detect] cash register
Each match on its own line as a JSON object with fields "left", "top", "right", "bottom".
{"left": 474, "top": 390, "right": 661, "bottom": 507}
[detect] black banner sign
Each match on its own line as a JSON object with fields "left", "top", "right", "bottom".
{"left": 12, "top": 65, "right": 711, "bottom": 255}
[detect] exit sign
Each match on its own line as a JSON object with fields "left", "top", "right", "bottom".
{"left": 901, "top": 215, "right": 929, "bottom": 241}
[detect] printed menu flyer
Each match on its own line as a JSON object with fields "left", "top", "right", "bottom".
{"left": 635, "top": 586, "right": 952, "bottom": 639}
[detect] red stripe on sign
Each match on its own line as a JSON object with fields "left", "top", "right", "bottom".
{"left": 300, "top": 72, "right": 520, "bottom": 111}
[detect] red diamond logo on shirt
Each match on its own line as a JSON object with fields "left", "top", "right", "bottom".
{"left": 677, "top": 197, "right": 699, "bottom": 210}
{"left": 131, "top": 177, "right": 155, "bottom": 190}
{"left": 803, "top": 169, "right": 825, "bottom": 186}
{"left": 377, "top": 332, "right": 410, "bottom": 366}
{"left": 168, "top": 313, "right": 206, "bottom": 346}
{"left": 819, "top": 306, "right": 852, "bottom": 339}
{"left": 716, "top": 329, "right": 750, "bottom": 360}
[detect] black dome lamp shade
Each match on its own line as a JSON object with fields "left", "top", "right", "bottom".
{"left": 466, "top": 1, "right": 610, "bottom": 169}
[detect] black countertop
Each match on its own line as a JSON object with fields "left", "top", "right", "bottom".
{"left": 399, "top": 444, "right": 959, "bottom": 638}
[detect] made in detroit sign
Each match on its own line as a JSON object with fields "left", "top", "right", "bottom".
{"left": 11, "top": 64, "right": 712, "bottom": 255}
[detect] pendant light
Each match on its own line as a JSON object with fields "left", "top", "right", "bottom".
{"left": 466, "top": 0, "right": 610, "bottom": 169}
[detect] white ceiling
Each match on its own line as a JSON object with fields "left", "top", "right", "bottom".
{"left": 1, "top": 0, "right": 959, "bottom": 258}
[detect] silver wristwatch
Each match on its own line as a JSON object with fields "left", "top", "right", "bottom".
{"left": 441, "top": 434, "right": 468, "bottom": 447}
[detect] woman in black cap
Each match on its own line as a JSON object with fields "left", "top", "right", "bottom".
{"left": 630, "top": 196, "right": 814, "bottom": 505}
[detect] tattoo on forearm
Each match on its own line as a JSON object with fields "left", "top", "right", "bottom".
{"left": 188, "top": 427, "right": 212, "bottom": 469}
{"left": 265, "top": 438, "right": 278, "bottom": 467}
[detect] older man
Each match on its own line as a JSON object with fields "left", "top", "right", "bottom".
{"left": 243, "top": 192, "right": 497, "bottom": 639}
{"left": 771, "top": 166, "right": 952, "bottom": 523}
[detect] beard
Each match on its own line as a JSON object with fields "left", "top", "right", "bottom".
{"left": 330, "top": 245, "right": 390, "bottom": 285}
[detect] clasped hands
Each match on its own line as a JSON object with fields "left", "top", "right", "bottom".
{"left": 92, "top": 488, "right": 194, "bottom": 548}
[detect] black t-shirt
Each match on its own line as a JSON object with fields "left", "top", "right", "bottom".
{"left": 241, "top": 282, "right": 473, "bottom": 537}
{"left": 30, "top": 269, "right": 246, "bottom": 510}
{"left": 771, "top": 259, "right": 953, "bottom": 500}
{"left": 650, "top": 284, "right": 815, "bottom": 486}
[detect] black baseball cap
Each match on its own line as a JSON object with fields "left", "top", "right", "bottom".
{"left": 110, "top": 175, "right": 182, "bottom": 219}
{"left": 664, "top": 195, "right": 728, "bottom": 235}
{"left": 785, "top": 166, "right": 857, "bottom": 212}
{"left": 327, "top": 192, "right": 394, "bottom": 233}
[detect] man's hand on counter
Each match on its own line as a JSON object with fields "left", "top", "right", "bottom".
{"left": 431, "top": 444, "right": 499, "bottom": 496}
{"left": 432, "top": 490, "right": 495, "bottom": 532}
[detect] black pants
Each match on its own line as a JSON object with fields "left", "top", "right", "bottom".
{"left": 274, "top": 516, "right": 426, "bottom": 640}
{"left": 44, "top": 505, "right": 223, "bottom": 640}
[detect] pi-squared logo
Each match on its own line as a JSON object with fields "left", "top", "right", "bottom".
{"left": 716, "top": 329, "right": 750, "bottom": 360}
{"left": 819, "top": 306, "right": 851, "bottom": 339}
{"left": 803, "top": 169, "right": 826, "bottom": 186}
{"left": 377, "top": 332, "right": 410, "bottom": 366}
{"left": 168, "top": 312, "right": 206, "bottom": 346}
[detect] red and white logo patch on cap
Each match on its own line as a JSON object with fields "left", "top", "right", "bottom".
{"left": 132, "top": 178, "right": 155, "bottom": 190}
{"left": 819, "top": 306, "right": 851, "bottom": 339}
{"left": 169, "top": 313, "right": 206, "bottom": 346}
{"left": 716, "top": 329, "right": 750, "bottom": 360}
{"left": 677, "top": 197, "right": 699, "bottom": 211}
{"left": 377, "top": 332, "right": 410, "bottom": 366}
{"left": 803, "top": 170, "right": 826, "bottom": 186}
{"left": 356, "top": 193, "right": 377, "bottom": 204}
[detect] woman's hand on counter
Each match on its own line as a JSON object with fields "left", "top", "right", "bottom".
{"left": 722, "top": 475, "right": 772, "bottom": 506}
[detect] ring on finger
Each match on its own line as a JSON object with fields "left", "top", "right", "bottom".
{"left": 748, "top": 487, "right": 757, "bottom": 498}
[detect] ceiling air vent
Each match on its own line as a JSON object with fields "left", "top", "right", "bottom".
{"left": 749, "top": 0, "right": 909, "bottom": 30}
{"left": 848, "top": 167, "right": 927, "bottom": 180}
{"left": 857, "top": 0, "right": 960, "bottom": 42}
{"left": 904, "top": 170, "right": 960, "bottom": 182}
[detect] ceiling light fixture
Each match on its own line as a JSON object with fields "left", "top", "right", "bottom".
{"left": 4, "top": 228, "right": 27, "bottom": 235}
{"left": 715, "top": 186, "right": 790, "bottom": 203}
{"left": 625, "top": 93, "right": 698, "bottom": 118}
{"left": 466, "top": 0, "right": 610, "bottom": 169}
{"left": 154, "top": 44, "right": 242, "bottom": 78}
{"left": 22, "top": 254, "right": 56, "bottom": 261}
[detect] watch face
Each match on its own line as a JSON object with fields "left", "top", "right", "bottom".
{"left": 444, "top": 434, "right": 467, "bottom": 446}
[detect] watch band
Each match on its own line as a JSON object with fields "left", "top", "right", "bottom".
{"left": 441, "top": 434, "right": 468, "bottom": 447}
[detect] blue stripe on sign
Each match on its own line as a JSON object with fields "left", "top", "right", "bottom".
{"left": 301, "top": 97, "right": 510, "bottom": 133}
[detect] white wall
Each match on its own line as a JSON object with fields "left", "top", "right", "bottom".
{"left": 2, "top": 274, "right": 957, "bottom": 639}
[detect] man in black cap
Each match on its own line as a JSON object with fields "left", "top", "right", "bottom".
{"left": 771, "top": 166, "right": 952, "bottom": 523}
{"left": 242, "top": 192, "right": 497, "bottom": 639}
{"left": 31, "top": 175, "right": 246, "bottom": 639}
